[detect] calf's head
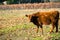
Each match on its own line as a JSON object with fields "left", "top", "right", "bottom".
{"left": 25, "top": 14, "right": 38, "bottom": 22}
{"left": 25, "top": 14, "right": 32, "bottom": 22}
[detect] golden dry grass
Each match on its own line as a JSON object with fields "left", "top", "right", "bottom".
{"left": 0, "top": 8, "right": 60, "bottom": 40}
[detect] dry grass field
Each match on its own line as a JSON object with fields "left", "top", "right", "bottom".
{"left": 0, "top": 8, "right": 60, "bottom": 40}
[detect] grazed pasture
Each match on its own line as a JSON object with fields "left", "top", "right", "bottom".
{"left": 0, "top": 8, "right": 60, "bottom": 40}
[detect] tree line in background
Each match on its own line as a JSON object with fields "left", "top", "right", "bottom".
{"left": 0, "top": 0, "right": 44, "bottom": 4}
{"left": 0, "top": 0, "right": 60, "bottom": 5}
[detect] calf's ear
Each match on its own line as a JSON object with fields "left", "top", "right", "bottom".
{"left": 25, "top": 14, "right": 28, "bottom": 17}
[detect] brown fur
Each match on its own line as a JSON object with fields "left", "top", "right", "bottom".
{"left": 26, "top": 11, "right": 59, "bottom": 34}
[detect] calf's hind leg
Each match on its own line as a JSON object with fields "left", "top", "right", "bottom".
{"left": 55, "top": 20, "right": 58, "bottom": 32}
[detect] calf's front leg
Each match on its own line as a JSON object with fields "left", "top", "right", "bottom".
{"left": 50, "top": 24, "right": 55, "bottom": 33}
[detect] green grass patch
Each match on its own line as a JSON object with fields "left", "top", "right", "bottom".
{"left": 0, "top": 23, "right": 34, "bottom": 34}
{"left": 32, "top": 37, "right": 43, "bottom": 40}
